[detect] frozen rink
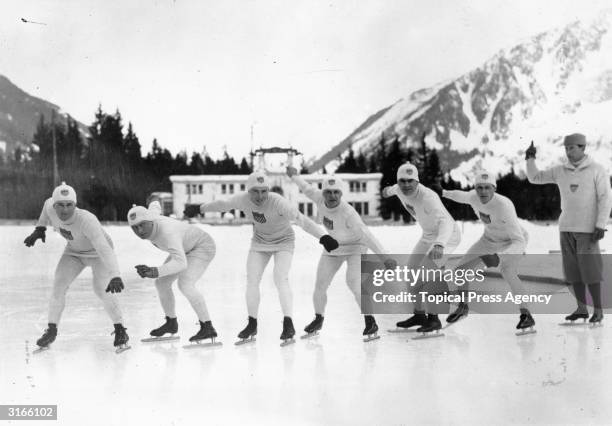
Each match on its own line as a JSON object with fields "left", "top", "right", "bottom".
{"left": 1, "top": 222, "right": 611, "bottom": 425}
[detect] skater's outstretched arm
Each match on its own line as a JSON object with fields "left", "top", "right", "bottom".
{"left": 346, "top": 209, "right": 387, "bottom": 257}
{"left": 441, "top": 189, "right": 473, "bottom": 204}
{"left": 287, "top": 167, "right": 324, "bottom": 204}
{"left": 525, "top": 159, "right": 557, "bottom": 185}
{"left": 274, "top": 195, "right": 325, "bottom": 239}
{"left": 154, "top": 231, "right": 188, "bottom": 277}
{"left": 199, "top": 194, "right": 246, "bottom": 214}
{"left": 147, "top": 200, "right": 162, "bottom": 216}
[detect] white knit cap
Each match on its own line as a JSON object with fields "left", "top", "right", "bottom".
{"left": 127, "top": 204, "right": 153, "bottom": 226}
{"left": 474, "top": 170, "right": 496, "bottom": 187}
{"left": 52, "top": 182, "right": 77, "bottom": 204}
{"left": 322, "top": 175, "right": 344, "bottom": 193}
{"left": 397, "top": 163, "right": 419, "bottom": 181}
{"left": 246, "top": 171, "right": 270, "bottom": 191}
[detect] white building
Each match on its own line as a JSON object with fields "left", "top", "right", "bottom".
{"left": 169, "top": 147, "right": 382, "bottom": 220}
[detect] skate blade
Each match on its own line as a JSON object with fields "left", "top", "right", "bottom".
{"left": 234, "top": 337, "right": 256, "bottom": 346}
{"left": 300, "top": 331, "right": 320, "bottom": 339}
{"left": 387, "top": 328, "right": 417, "bottom": 334}
{"left": 183, "top": 340, "right": 223, "bottom": 349}
{"left": 141, "top": 335, "right": 180, "bottom": 343}
{"left": 363, "top": 333, "right": 381, "bottom": 343}
{"left": 443, "top": 316, "right": 467, "bottom": 329}
{"left": 558, "top": 321, "right": 589, "bottom": 327}
{"left": 115, "top": 345, "right": 132, "bottom": 354}
{"left": 32, "top": 346, "right": 50, "bottom": 354}
{"left": 515, "top": 328, "right": 537, "bottom": 336}
{"left": 411, "top": 331, "right": 445, "bottom": 340}
{"left": 280, "top": 338, "right": 296, "bottom": 347}
{"left": 589, "top": 322, "right": 604, "bottom": 328}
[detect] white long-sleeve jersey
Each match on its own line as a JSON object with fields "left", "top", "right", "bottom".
{"left": 292, "top": 175, "right": 387, "bottom": 256}
{"left": 200, "top": 192, "right": 325, "bottom": 252}
{"left": 36, "top": 198, "right": 121, "bottom": 277}
{"left": 387, "top": 184, "right": 459, "bottom": 247}
{"left": 443, "top": 190, "right": 528, "bottom": 254}
{"left": 146, "top": 213, "right": 212, "bottom": 278}
{"left": 526, "top": 155, "right": 612, "bottom": 232}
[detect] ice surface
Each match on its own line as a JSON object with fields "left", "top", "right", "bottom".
{"left": 1, "top": 223, "right": 611, "bottom": 425}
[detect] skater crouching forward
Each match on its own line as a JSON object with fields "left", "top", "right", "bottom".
{"left": 382, "top": 163, "right": 462, "bottom": 334}
{"left": 184, "top": 171, "right": 339, "bottom": 345}
{"left": 442, "top": 171, "right": 535, "bottom": 334}
{"left": 287, "top": 166, "right": 391, "bottom": 341}
{"left": 128, "top": 202, "right": 219, "bottom": 343}
{"left": 526, "top": 134, "right": 612, "bottom": 324}
{"left": 23, "top": 182, "right": 129, "bottom": 351}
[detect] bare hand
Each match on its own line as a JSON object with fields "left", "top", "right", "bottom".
{"left": 429, "top": 244, "right": 444, "bottom": 260}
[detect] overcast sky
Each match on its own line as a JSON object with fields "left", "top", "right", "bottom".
{"left": 2, "top": 0, "right": 610, "bottom": 161}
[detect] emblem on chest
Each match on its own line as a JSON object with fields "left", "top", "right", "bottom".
{"left": 252, "top": 211, "right": 267, "bottom": 223}
{"left": 323, "top": 216, "right": 334, "bottom": 230}
{"left": 478, "top": 212, "right": 491, "bottom": 224}
{"left": 59, "top": 227, "right": 74, "bottom": 240}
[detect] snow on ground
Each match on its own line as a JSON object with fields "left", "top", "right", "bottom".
{"left": 1, "top": 223, "right": 611, "bottom": 425}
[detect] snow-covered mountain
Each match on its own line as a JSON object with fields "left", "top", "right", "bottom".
{"left": 0, "top": 75, "right": 88, "bottom": 156}
{"left": 310, "top": 10, "right": 612, "bottom": 184}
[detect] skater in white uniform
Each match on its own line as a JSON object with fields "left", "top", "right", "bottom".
{"left": 526, "top": 134, "right": 612, "bottom": 324}
{"left": 127, "top": 201, "right": 219, "bottom": 344}
{"left": 382, "top": 163, "right": 461, "bottom": 334}
{"left": 287, "top": 167, "right": 390, "bottom": 340}
{"left": 442, "top": 171, "right": 535, "bottom": 333}
{"left": 23, "top": 182, "right": 129, "bottom": 351}
{"left": 185, "top": 171, "right": 339, "bottom": 344}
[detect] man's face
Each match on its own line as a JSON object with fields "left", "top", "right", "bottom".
{"left": 398, "top": 178, "right": 419, "bottom": 196}
{"left": 249, "top": 187, "right": 269, "bottom": 206}
{"left": 131, "top": 221, "right": 154, "bottom": 240}
{"left": 475, "top": 184, "right": 496, "bottom": 204}
{"left": 322, "top": 189, "right": 342, "bottom": 208}
{"left": 53, "top": 201, "right": 76, "bottom": 221}
{"left": 565, "top": 144, "right": 586, "bottom": 164}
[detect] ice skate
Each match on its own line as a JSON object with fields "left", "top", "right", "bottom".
{"left": 280, "top": 317, "right": 296, "bottom": 347}
{"left": 589, "top": 310, "right": 604, "bottom": 327}
{"left": 515, "top": 312, "right": 537, "bottom": 336}
{"left": 113, "top": 324, "right": 131, "bottom": 354}
{"left": 301, "top": 314, "right": 323, "bottom": 339}
{"left": 559, "top": 310, "right": 589, "bottom": 327}
{"left": 235, "top": 316, "right": 257, "bottom": 346}
{"left": 184, "top": 321, "right": 222, "bottom": 349}
{"left": 412, "top": 315, "right": 445, "bottom": 340}
{"left": 363, "top": 315, "right": 380, "bottom": 342}
{"left": 141, "top": 316, "right": 180, "bottom": 342}
{"left": 444, "top": 302, "right": 469, "bottom": 328}
{"left": 34, "top": 325, "right": 57, "bottom": 353}
{"left": 388, "top": 312, "right": 426, "bottom": 333}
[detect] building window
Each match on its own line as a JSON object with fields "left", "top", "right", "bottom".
{"left": 353, "top": 202, "right": 362, "bottom": 215}
{"left": 186, "top": 184, "right": 190, "bottom": 195}
{"left": 349, "top": 181, "right": 361, "bottom": 193}
{"left": 240, "top": 210, "right": 245, "bottom": 218}
{"left": 198, "top": 184, "right": 203, "bottom": 194}
{"left": 298, "top": 203, "right": 305, "bottom": 214}
{"left": 192, "top": 184, "right": 198, "bottom": 194}
{"left": 229, "top": 184, "right": 234, "bottom": 194}
{"left": 317, "top": 182, "right": 322, "bottom": 189}
{"left": 307, "top": 203, "right": 313, "bottom": 217}
{"left": 361, "top": 182, "right": 366, "bottom": 192}
{"left": 363, "top": 202, "right": 369, "bottom": 216}
{"left": 240, "top": 184, "right": 245, "bottom": 191}
{"left": 221, "top": 184, "right": 226, "bottom": 194}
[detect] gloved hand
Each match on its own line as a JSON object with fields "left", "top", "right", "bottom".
{"left": 480, "top": 253, "right": 500, "bottom": 268}
{"left": 24, "top": 226, "right": 46, "bottom": 247}
{"left": 381, "top": 186, "right": 394, "bottom": 198}
{"left": 183, "top": 204, "right": 201, "bottom": 219}
{"left": 429, "top": 244, "right": 444, "bottom": 260}
{"left": 592, "top": 227, "right": 606, "bottom": 242}
{"left": 319, "top": 235, "right": 339, "bottom": 252}
{"left": 384, "top": 258, "right": 398, "bottom": 270}
{"left": 525, "top": 141, "right": 536, "bottom": 160}
{"left": 135, "top": 265, "right": 159, "bottom": 278}
{"left": 286, "top": 166, "right": 298, "bottom": 177}
{"left": 106, "top": 277, "right": 125, "bottom": 293}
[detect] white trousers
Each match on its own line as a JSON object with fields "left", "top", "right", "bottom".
{"left": 312, "top": 254, "right": 362, "bottom": 315}
{"left": 246, "top": 249, "right": 293, "bottom": 318}
{"left": 49, "top": 254, "right": 123, "bottom": 325}
{"left": 155, "top": 238, "right": 216, "bottom": 322}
